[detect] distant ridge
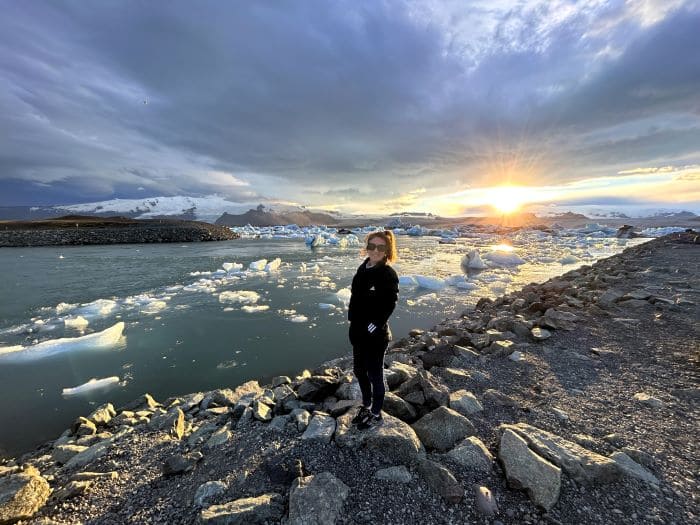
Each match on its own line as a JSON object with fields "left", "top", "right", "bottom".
{"left": 215, "top": 205, "right": 339, "bottom": 227}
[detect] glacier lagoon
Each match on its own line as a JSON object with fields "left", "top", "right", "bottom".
{"left": 0, "top": 229, "right": 651, "bottom": 456}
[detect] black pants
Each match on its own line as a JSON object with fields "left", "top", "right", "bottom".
{"left": 352, "top": 338, "right": 387, "bottom": 415}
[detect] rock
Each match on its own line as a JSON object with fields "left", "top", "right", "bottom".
{"left": 572, "top": 434, "right": 597, "bottom": 448}
{"left": 291, "top": 409, "right": 311, "bottom": 432}
{"left": 542, "top": 308, "right": 578, "bottom": 330}
{"left": 387, "top": 362, "right": 419, "bottom": 386}
{"left": 251, "top": 400, "right": 272, "bottom": 421}
{"left": 508, "top": 351, "right": 525, "bottom": 362}
{"left": 72, "top": 417, "right": 97, "bottom": 437}
{"left": 109, "top": 411, "right": 138, "bottom": 427}
{"left": 487, "top": 339, "right": 515, "bottom": 356}
{"left": 301, "top": 412, "right": 336, "bottom": 443}
{"left": 382, "top": 392, "right": 418, "bottom": 421}
{"left": 411, "top": 407, "right": 476, "bottom": 452}
{"left": 50, "top": 480, "right": 91, "bottom": 501}
{"left": 70, "top": 471, "right": 118, "bottom": 482}
{"left": 432, "top": 367, "right": 471, "bottom": 383}
{"left": 453, "top": 345, "right": 480, "bottom": 362}
{"left": 483, "top": 389, "right": 518, "bottom": 408}
{"left": 374, "top": 466, "right": 412, "bottom": 483}
{"left": 87, "top": 403, "right": 116, "bottom": 426}
{"left": 618, "top": 298, "right": 649, "bottom": 308}
{"left": 620, "top": 447, "right": 655, "bottom": 468}
{"left": 194, "top": 480, "right": 228, "bottom": 507}
{"left": 551, "top": 408, "right": 569, "bottom": 421}
{"left": 597, "top": 289, "right": 625, "bottom": 308}
{"left": 51, "top": 444, "right": 88, "bottom": 465}
{"left": 187, "top": 422, "right": 219, "bottom": 447}
{"left": 148, "top": 408, "right": 185, "bottom": 439}
{"left": 204, "top": 426, "right": 232, "bottom": 449}
{"left": 162, "top": 451, "right": 203, "bottom": 476}
{"left": 297, "top": 375, "right": 339, "bottom": 401}
{"left": 446, "top": 437, "right": 494, "bottom": 472}
{"left": 500, "top": 423, "right": 622, "bottom": 484}
{"left": 335, "top": 409, "right": 424, "bottom": 464}
{"left": 416, "top": 458, "right": 463, "bottom": 504}
{"left": 395, "top": 370, "right": 449, "bottom": 409}
{"left": 120, "top": 393, "right": 161, "bottom": 411}
{"left": 610, "top": 452, "right": 660, "bottom": 486}
{"left": 262, "top": 458, "right": 305, "bottom": 486}
{"left": 475, "top": 485, "right": 498, "bottom": 516}
{"left": 335, "top": 376, "right": 362, "bottom": 401}
{"left": 201, "top": 493, "right": 284, "bottom": 524}
{"left": 271, "top": 375, "right": 291, "bottom": 387}
{"left": 420, "top": 343, "right": 457, "bottom": 369}
{"left": 63, "top": 441, "right": 110, "bottom": 470}
{"left": 633, "top": 392, "right": 664, "bottom": 408}
{"left": 288, "top": 472, "right": 350, "bottom": 525}
{"left": 0, "top": 467, "right": 51, "bottom": 524}
{"left": 269, "top": 415, "right": 291, "bottom": 431}
{"left": 530, "top": 327, "right": 552, "bottom": 340}
{"left": 498, "top": 429, "right": 561, "bottom": 510}
{"left": 449, "top": 390, "right": 483, "bottom": 416}
{"left": 179, "top": 392, "right": 205, "bottom": 412}
{"left": 328, "top": 399, "right": 357, "bottom": 417}
{"left": 236, "top": 407, "right": 254, "bottom": 429}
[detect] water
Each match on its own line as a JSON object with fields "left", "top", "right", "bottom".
{"left": 0, "top": 233, "right": 647, "bottom": 457}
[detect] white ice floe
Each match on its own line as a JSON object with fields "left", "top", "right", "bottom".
{"left": 241, "top": 305, "right": 270, "bottom": 313}
{"left": 461, "top": 249, "right": 488, "bottom": 269}
{"left": 222, "top": 262, "right": 243, "bottom": 272}
{"left": 559, "top": 255, "right": 580, "bottom": 265}
{"left": 62, "top": 376, "right": 121, "bottom": 396}
{"left": 415, "top": 275, "right": 446, "bottom": 290}
{"left": 318, "top": 303, "right": 337, "bottom": 310}
{"left": 75, "top": 299, "right": 119, "bottom": 318}
{"left": 264, "top": 258, "right": 282, "bottom": 272}
{"left": 289, "top": 315, "right": 308, "bottom": 323}
{"left": 64, "top": 316, "right": 89, "bottom": 330}
{"left": 399, "top": 275, "right": 418, "bottom": 287}
{"left": 218, "top": 291, "right": 260, "bottom": 304}
{"left": 56, "top": 302, "right": 77, "bottom": 315}
{"left": 638, "top": 226, "right": 686, "bottom": 237}
{"left": 335, "top": 288, "right": 351, "bottom": 306}
{"left": 482, "top": 251, "right": 525, "bottom": 266}
{"left": 248, "top": 259, "right": 268, "bottom": 271}
{"left": 0, "top": 322, "right": 126, "bottom": 363}
{"left": 407, "top": 293, "right": 439, "bottom": 306}
{"left": 141, "top": 300, "right": 168, "bottom": 314}
{"left": 444, "top": 275, "right": 479, "bottom": 290}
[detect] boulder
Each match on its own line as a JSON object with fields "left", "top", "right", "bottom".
{"left": 632, "top": 392, "right": 664, "bottom": 408}
{"left": 200, "top": 493, "right": 284, "bottom": 524}
{"left": 334, "top": 409, "right": 424, "bottom": 464}
{"left": 51, "top": 444, "right": 88, "bottom": 465}
{"left": 120, "top": 393, "right": 161, "bottom": 411}
{"left": 288, "top": 472, "right": 350, "bottom": 525}
{"left": 300, "top": 412, "right": 336, "bottom": 443}
{"left": 411, "top": 407, "right": 476, "bottom": 452}
{"left": 251, "top": 400, "right": 272, "bottom": 422}
{"left": 0, "top": 467, "right": 51, "bottom": 524}
{"left": 148, "top": 408, "right": 185, "bottom": 439}
{"left": 187, "top": 422, "right": 219, "bottom": 447}
{"left": 448, "top": 390, "right": 483, "bottom": 416}
{"left": 474, "top": 486, "right": 498, "bottom": 516}
{"left": 542, "top": 308, "right": 578, "bottom": 330}
{"left": 49, "top": 480, "right": 91, "bottom": 502}
{"left": 386, "top": 362, "right": 418, "bottom": 388}
{"left": 297, "top": 375, "right": 339, "bottom": 402}
{"left": 500, "top": 423, "right": 622, "bottom": 484}
{"left": 382, "top": 392, "right": 418, "bottom": 422}
{"left": 483, "top": 389, "right": 518, "bottom": 408}
{"left": 610, "top": 452, "right": 659, "bottom": 486}
{"left": 374, "top": 466, "right": 412, "bottom": 483}
{"left": 162, "top": 451, "right": 203, "bottom": 476}
{"left": 87, "top": 403, "right": 116, "bottom": 426}
{"left": 530, "top": 327, "right": 551, "bottom": 341}
{"left": 420, "top": 343, "right": 457, "bottom": 369}
{"left": 271, "top": 375, "right": 291, "bottom": 387}
{"left": 416, "top": 458, "right": 463, "bottom": 504}
{"left": 204, "top": 426, "right": 232, "bottom": 449}
{"left": 291, "top": 409, "right": 311, "bottom": 432}
{"left": 63, "top": 441, "right": 110, "bottom": 470}
{"left": 498, "top": 429, "right": 561, "bottom": 510}
{"left": 395, "top": 370, "right": 449, "bottom": 409}
{"left": 446, "top": 437, "right": 493, "bottom": 472}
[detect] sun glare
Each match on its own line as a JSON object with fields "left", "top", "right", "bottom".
{"left": 486, "top": 186, "right": 527, "bottom": 214}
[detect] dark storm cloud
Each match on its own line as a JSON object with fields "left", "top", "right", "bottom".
{"left": 0, "top": 0, "right": 699, "bottom": 206}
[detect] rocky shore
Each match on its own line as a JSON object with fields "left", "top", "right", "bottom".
{"left": 0, "top": 217, "right": 239, "bottom": 247}
{"left": 1, "top": 231, "right": 698, "bottom": 525}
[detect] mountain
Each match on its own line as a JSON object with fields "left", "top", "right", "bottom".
{"left": 215, "top": 205, "right": 340, "bottom": 227}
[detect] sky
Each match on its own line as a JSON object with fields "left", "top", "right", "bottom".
{"left": 1, "top": 0, "right": 699, "bottom": 216}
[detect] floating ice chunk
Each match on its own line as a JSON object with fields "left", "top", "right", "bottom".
{"left": 222, "top": 262, "right": 243, "bottom": 273}
{"left": 189, "top": 270, "right": 213, "bottom": 276}
{"left": 444, "top": 275, "right": 479, "bottom": 290}
{"left": 299, "top": 262, "right": 307, "bottom": 272}
{"left": 248, "top": 259, "right": 268, "bottom": 271}
{"left": 241, "top": 305, "right": 270, "bottom": 313}
{"left": 0, "top": 322, "right": 126, "bottom": 363}
{"left": 64, "top": 316, "right": 89, "bottom": 330}
{"left": 76, "top": 299, "right": 118, "bottom": 318}
{"left": 264, "top": 258, "right": 282, "bottom": 272}
{"left": 335, "top": 288, "right": 351, "bottom": 306}
{"left": 638, "top": 226, "right": 686, "bottom": 237}
{"left": 318, "top": 303, "right": 337, "bottom": 310}
{"left": 399, "top": 275, "right": 418, "bottom": 286}
{"left": 141, "top": 300, "right": 168, "bottom": 314}
{"left": 559, "top": 255, "right": 580, "bottom": 265}
{"left": 218, "top": 291, "right": 260, "bottom": 304}
{"left": 56, "top": 302, "right": 77, "bottom": 315}
{"left": 62, "top": 376, "right": 121, "bottom": 396}
{"left": 306, "top": 234, "right": 326, "bottom": 247}
{"left": 483, "top": 251, "right": 525, "bottom": 266}
{"left": 407, "top": 293, "right": 439, "bottom": 306}
{"left": 415, "top": 275, "right": 446, "bottom": 290}
{"left": 461, "top": 250, "right": 488, "bottom": 269}
{"left": 289, "top": 315, "right": 308, "bottom": 323}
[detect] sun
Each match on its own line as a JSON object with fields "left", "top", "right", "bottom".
{"left": 485, "top": 186, "right": 527, "bottom": 214}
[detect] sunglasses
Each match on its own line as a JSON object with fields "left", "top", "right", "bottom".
{"left": 366, "top": 242, "right": 388, "bottom": 253}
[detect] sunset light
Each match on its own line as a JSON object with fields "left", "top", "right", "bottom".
{"left": 485, "top": 186, "right": 531, "bottom": 215}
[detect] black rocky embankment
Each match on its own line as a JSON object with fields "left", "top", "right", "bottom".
{"left": 0, "top": 216, "right": 239, "bottom": 247}
{"left": 1, "top": 231, "right": 698, "bottom": 525}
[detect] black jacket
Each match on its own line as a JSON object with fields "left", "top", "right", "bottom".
{"left": 348, "top": 258, "right": 399, "bottom": 344}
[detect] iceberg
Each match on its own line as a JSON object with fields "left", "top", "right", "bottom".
{"left": 335, "top": 288, "right": 351, "bottom": 306}
{"left": 64, "top": 316, "right": 89, "bottom": 330}
{"left": 218, "top": 291, "right": 260, "bottom": 304}
{"left": 76, "top": 299, "right": 118, "bottom": 318}
{"left": 415, "top": 275, "right": 446, "bottom": 290}
{"left": 289, "top": 315, "right": 308, "bottom": 323}
{"left": 399, "top": 275, "right": 418, "bottom": 286}
{"left": 241, "top": 305, "right": 270, "bottom": 313}
{"left": 62, "top": 376, "right": 121, "bottom": 396}
{"left": 461, "top": 249, "right": 488, "bottom": 269}
{"left": 483, "top": 251, "right": 525, "bottom": 266}
{"left": 0, "top": 322, "right": 126, "bottom": 363}
{"left": 222, "top": 262, "right": 243, "bottom": 272}
{"left": 249, "top": 259, "right": 268, "bottom": 271}
{"left": 264, "top": 258, "right": 282, "bottom": 272}
{"left": 559, "top": 255, "right": 580, "bottom": 265}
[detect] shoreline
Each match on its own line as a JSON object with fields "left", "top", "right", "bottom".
{"left": 1, "top": 231, "right": 698, "bottom": 524}
{"left": 0, "top": 217, "right": 239, "bottom": 247}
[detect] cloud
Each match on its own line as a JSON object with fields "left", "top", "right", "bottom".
{"left": 0, "top": 1, "right": 698, "bottom": 208}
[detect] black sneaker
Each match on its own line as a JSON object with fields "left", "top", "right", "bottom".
{"left": 357, "top": 411, "right": 382, "bottom": 430}
{"left": 351, "top": 406, "right": 371, "bottom": 426}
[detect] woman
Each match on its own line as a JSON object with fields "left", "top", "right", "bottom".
{"left": 348, "top": 230, "right": 399, "bottom": 430}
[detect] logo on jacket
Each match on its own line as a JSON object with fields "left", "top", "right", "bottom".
{"left": 369, "top": 285, "right": 376, "bottom": 291}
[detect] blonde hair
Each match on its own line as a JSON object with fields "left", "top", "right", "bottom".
{"left": 363, "top": 230, "right": 398, "bottom": 263}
